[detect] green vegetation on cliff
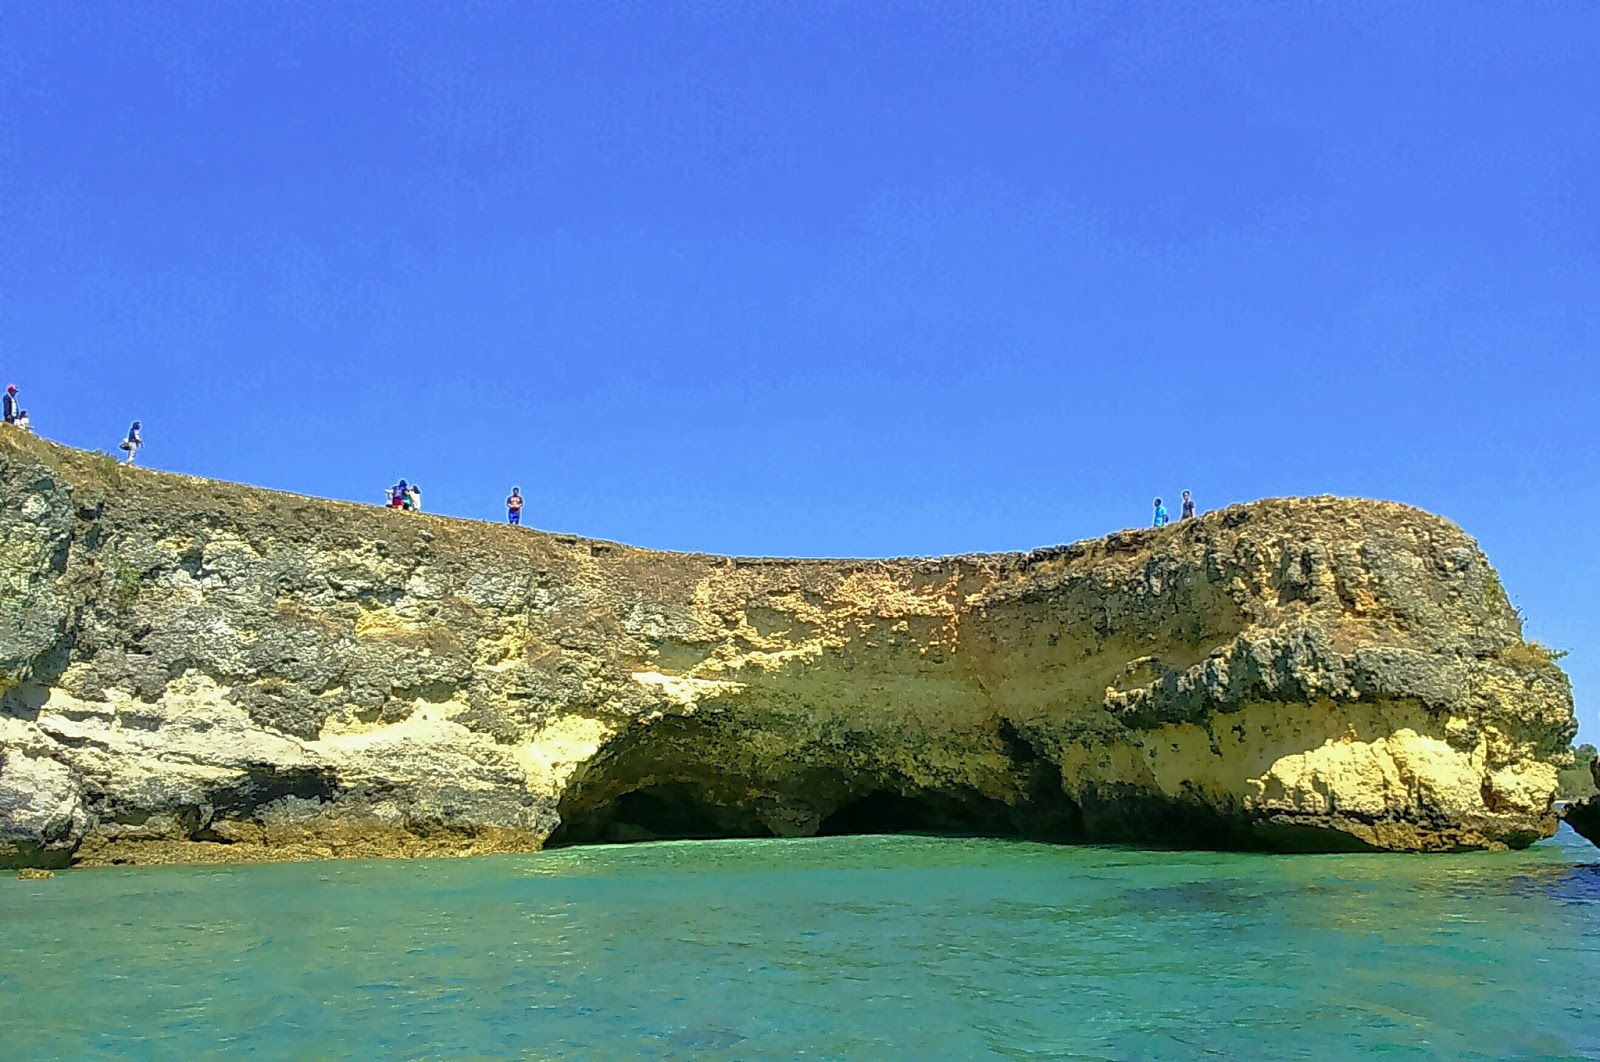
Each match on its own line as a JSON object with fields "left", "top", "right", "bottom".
{"left": 1561, "top": 744, "right": 1598, "bottom": 800}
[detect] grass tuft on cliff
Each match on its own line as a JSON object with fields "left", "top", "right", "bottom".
{"left": 112, "top": 559, "right": 144, "bottom": 608}
{"left": 1498, "top": 641, "right": 1569, "bottom": 670}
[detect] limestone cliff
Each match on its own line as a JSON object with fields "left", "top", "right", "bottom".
{"left": 0, "top": 428, "right": 1580, "bottom": 867}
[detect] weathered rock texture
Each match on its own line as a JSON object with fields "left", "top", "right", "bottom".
{"left": 1561, "top": 761, "right": 1600, "bottom": 846}
{"left": 0, "top": 428, "right": 1580, "bottom": 867}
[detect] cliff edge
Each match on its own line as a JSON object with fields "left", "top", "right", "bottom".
{"left": 0, "top": 428, "right": 1579, "bottom": 866}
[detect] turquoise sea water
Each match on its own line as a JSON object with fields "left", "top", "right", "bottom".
{"left": 2, "top": 829, "right": 1597, "bottom": 1061}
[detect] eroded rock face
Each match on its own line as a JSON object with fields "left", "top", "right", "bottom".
{"left": 1561, "top": 761, "right": 1600, "bottom": 847}
{"left": 0, "top": 428, "right": 1580, "bottom": 866}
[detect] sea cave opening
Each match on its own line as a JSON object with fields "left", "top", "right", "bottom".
{"left": 546, "top": 781, "right": 777, "bottom": 846}
{"left": 547, "top": 779, "right": 1088, "bottom": 849}
{"left": 815, "top": 789, "right": 1020, "bottom": 838}
{"left": 541, "top": 715, "right": 1089, "bottom": 850}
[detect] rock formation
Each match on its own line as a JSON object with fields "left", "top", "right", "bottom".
{"left": 1561, "top": 760, "right": 1600, "bottom": 847}
{"left": 0, "top": 428, "right": 1581, "bottom": 867}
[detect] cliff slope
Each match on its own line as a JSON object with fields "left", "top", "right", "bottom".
{"left": 0, "top": 429, "right": 1579, "bottom": 866}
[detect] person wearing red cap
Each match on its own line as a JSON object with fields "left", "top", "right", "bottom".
{"left": 2, "top": 385, "right": 18, "bottom": 425}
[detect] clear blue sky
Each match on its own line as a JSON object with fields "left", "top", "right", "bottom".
{"left": 2, "top": 3, "right": 1594, "bottom": 740}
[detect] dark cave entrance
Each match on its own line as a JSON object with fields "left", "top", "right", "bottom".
{"left": 548, "top": 782, "right": 1046, "bottom": 848}
{"left": 548, "top": 781, "right": 1089, "bottom": 848}
{"left": 543, "top": 714, "right": 1092, "bottom": 849}
{"left": 816, "top": 789, "right": 1021, "bottom": 838}
{"left": 547, "top": 782, "right": 778, "bottom": 846}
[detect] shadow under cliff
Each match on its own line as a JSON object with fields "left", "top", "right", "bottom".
{"left": 541, "top": 714, "right": 1377, "bottom": 853}
{"left": 544, "top": 714, "right": 1086, "bottom": 848}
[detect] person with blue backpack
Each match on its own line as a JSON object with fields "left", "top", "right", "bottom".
{"left": 1153, "top": 497, "right": 1169, "bottom": 527}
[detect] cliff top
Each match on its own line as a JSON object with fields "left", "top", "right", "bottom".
{"left": 0, "top": 424, "right": 1468, "bottom": 573}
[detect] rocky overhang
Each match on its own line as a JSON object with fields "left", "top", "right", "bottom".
{"left": 1561, "top": 760, "right": 1600, "bottom": 846}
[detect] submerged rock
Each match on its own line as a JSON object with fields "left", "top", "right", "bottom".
{"left": 0, "top": 428, "right": 1581, "bottom": 866}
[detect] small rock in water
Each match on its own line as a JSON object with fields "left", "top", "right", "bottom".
{"left": 17, "top": 868, "right": 55, "bottom": 880}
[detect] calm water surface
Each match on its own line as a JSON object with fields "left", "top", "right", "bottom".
{"left": 2, "top": 828, "right": 1597, "bottom": 1060}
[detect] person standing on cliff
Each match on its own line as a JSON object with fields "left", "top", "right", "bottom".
{"left": 1153, "top": 498, "right": 1169, "bottom": 527}
{"left": 2, "top": 385, "right": 19, "bottom": 425}
{"left": 506, "top": 487, "right": 524, "bottom": 526}
{"left": 1181, "top": 490, "right": 1196, "bottom": 519}
{"left": 120, "top": 421, "right": 142, "bottom": 464}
